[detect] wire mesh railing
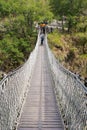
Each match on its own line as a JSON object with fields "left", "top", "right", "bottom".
{"left": 0, "top": 34, "right": 40, "bottom": 130}
{"left": 45, "top": 35, "right": 87, "bottom": 130}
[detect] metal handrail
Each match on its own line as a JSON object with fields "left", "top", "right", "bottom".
{"left": 56, "top": 58, "right": 87, "bottom": 93}
{"left": 45, "top": 35, "right": 87, "bottom": 130}
{"left": 0, "top": 33, "right": 40, "bottom": 130}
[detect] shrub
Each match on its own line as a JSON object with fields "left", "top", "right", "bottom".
{"left": 66, "top": 48, "right": 75, "bottom": 62}
{"left": 75, "top": 33, "right": 87, "bottom": 54}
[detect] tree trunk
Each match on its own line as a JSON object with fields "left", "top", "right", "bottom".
{"left": 68, "top": 19, "right": 72, "bottom": 33}
{"left": 61, "top": 16, "right": 64, "bottom": 32}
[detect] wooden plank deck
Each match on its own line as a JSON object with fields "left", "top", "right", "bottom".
{"left": 17, "top": 43, "right": 64, "bottom": 130}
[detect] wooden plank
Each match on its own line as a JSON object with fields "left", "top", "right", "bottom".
{"left": 17, "top": 44, "right": 64, "bottom": 130}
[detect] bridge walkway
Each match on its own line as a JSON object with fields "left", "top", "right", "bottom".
{"left": 17, "top": 42, "right": 64, "bottom": 130}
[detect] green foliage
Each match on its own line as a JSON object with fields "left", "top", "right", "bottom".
{"left": 50, "top": 0, "right": 87, "bottom": 32}
{"left": 0, "top": 33, "right": 37, "bottom": 72}
{"left": 50, "top": 0, "right": 87, "bottom": 16}
{"left": 75, "top": 33, "right": 87, "bottom": 53}
{"left": 80, "top": 54, "right": 87, "bottom": 59}
{"left": 66, "top": 48, "right": 76, "bottom": 62}
{"left": 48, "top": 31, "right": 63, "bottom": 47}
{"left": 76, "top": 33, "right": 87, "bottom": 42}
{"left": 0, "top": 0, "right": 54, "bottom": 72}
{"left": 76, "top": 17, "right": 87, "bottom": 32}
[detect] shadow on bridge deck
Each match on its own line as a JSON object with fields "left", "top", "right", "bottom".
{"left": 17, "top": 42, "right": 64, "bottom": 130}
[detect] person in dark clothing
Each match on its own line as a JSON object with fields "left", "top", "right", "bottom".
{"left": 40, "top": 33, "right": 45, "bottom": 45}
{"left": 40, "top": 23, "right": 46, "bottom": 34}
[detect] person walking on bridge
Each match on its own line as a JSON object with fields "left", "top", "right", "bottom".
{"left": 40, "top": 22, "right": 46, "bottom": 34}
{"left": 40, "top": 32, "right": 45, "bottom": 45}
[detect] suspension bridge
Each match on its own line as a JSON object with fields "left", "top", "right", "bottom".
{"left": 0, "top": 34, "right": 87, "bottom": 130}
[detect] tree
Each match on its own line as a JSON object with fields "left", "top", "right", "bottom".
{"left": 50, "top": 0, "right": 87, "bottom": 32}
{"left": 0, "top": 0, "right": 53, "bottom": 72}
